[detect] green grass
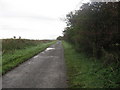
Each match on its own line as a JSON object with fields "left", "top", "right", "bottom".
{"left": 62, "top": 41, "right": 120, "bottom": 88}
{"left": 1, "top": 39, "right": 56, "bottom": 74}
{"left": 2, "top": 39, "right": 51, "bottom": 54}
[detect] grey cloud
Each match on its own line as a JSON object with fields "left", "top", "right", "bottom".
{"left": 0, "top": 12, "right": 58, "bottom": 21}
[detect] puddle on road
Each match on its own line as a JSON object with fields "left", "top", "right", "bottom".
{"left": 33, "top": 55, "right": 38, "bottom": 58}
{"left": 28, "top": 62, "right": 31, "bottom": 64}
{"left": 28, "top": 61, "right": 34, "bottom": 64}
{"left": 41, "top": 51, "right": 45, "bottom": 54}
{"left": 45, "top": 48, "right": 55, "bottom": 51}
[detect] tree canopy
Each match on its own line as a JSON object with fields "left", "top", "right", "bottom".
{"left": 63, "top": 2, "right": 120, "bottom": 59}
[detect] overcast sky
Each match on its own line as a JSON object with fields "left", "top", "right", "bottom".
{"left": 0, "top": 0, "right": 89, "bottom": 40}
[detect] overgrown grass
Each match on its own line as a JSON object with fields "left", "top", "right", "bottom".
{"left": 2, "top": 39, "right": 51, "bottom": 54}
{"left": 62, "top": 41, "right": 120, "bottom": 88}
{"left": 1, "top": 39, "right": 56, "bottom": 74}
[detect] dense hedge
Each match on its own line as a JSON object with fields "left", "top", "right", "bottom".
{"left": 63, "top": 2, "right": 120, "bottom": 62}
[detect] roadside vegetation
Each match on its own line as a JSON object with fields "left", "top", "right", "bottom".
{"left": 63, "top": 41, "right": 120, "bottom": 88}
{"left": 1, "top": 39, "right": 56, "bottom": 74}
{"left": 62, "top": 2, "right": 120, "bottom": 88}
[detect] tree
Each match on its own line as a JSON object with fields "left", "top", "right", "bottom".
{"left": 19, "top": 36, "right": 21, "bottom": 39}
{"left": 13, "top": 36, "right": 16, "bottom": 39}
{"left": 63, "top": 2, "right": 120, "bottom": 59}
{"left": 57, "top": 36, "right": 63, "bottom": 40}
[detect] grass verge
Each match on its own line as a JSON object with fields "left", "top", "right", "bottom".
{"left": 62, "top": 41, "right": 120, "bottom": 88}
{"left": 1, "top": 41, "right": 56, "bottom": 75}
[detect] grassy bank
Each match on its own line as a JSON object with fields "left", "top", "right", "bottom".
{"left": 1, "top": 39, "right": 56, "bottom": 74}
{"left": 62, "top": 41, "right": 120, "bottom": 88}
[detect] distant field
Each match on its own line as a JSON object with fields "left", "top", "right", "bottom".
{"left": 2, "top": 39, "right": 52, "bottom": 54}
{"left": 1, "top": 39, "right": 56, "bottom": 74}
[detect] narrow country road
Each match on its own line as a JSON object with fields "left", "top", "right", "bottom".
{"left": 2, "top": 41, "right": 67, "bottom": 88}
